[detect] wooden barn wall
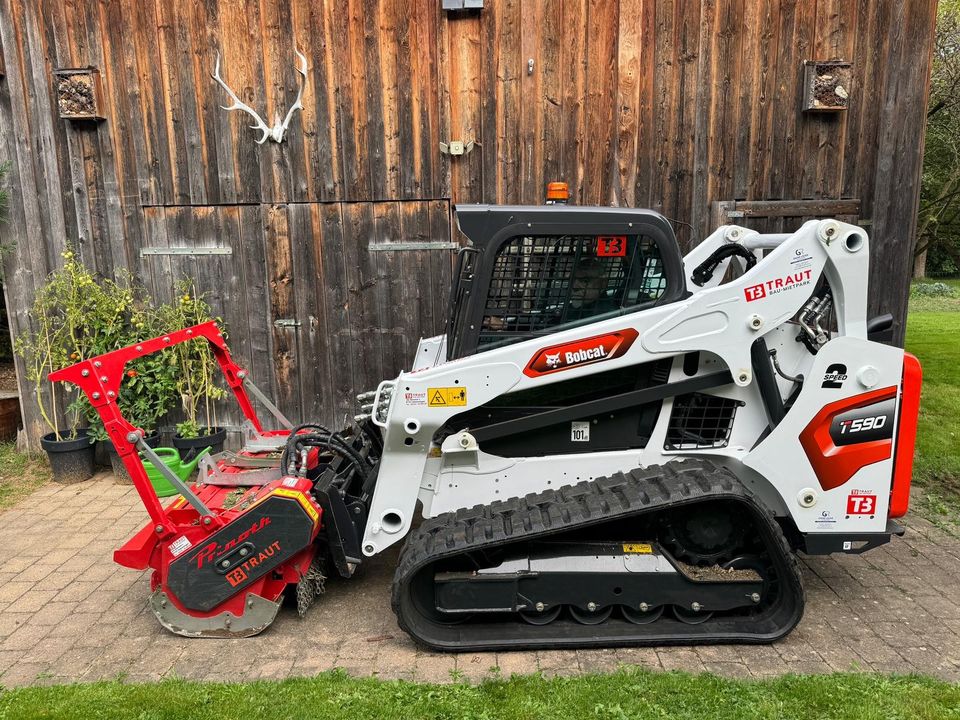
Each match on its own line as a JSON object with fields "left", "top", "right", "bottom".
{"left": 0, "top": 0, "right": 937, "bottom": 443}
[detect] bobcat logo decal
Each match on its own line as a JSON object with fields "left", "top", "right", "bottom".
{"left": 545, "top": 352, "right": 562, "bottom": 368}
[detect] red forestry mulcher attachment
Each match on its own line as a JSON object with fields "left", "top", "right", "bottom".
{"left": 51, "top": 321, "right": 376, "bottom": 637}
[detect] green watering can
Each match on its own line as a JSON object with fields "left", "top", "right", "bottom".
{"left": 140, "top": 447, "right": 210, "bottom": 498}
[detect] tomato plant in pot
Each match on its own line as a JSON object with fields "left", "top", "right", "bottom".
{"left": 15, "top": 252, "right": 131, "bottom": 482}
{"left": 76, "top": 302, "right": 179, "bottom": 482}
{"left": 157, "top": 284, "right": 228, "bottom": 460}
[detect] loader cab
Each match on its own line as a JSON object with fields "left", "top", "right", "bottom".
{"left": 446, "top": 205, "right": 687, "bottom": 360}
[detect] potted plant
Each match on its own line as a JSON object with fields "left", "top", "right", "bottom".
{"left": 76, "top": 301, "right": 179, "bottom": 481}
{"left": 157, "top": 283, "right": 228, "bottom": 460}
{"left": 15, "top": 251, "right": 131, "bottom": 482}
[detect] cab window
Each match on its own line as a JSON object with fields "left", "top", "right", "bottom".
{"left": 478, "top": 234, "right": 666, "bottom": 349}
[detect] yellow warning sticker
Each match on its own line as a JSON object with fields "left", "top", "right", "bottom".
{"left": 427, "top": 387, "right": 467, "bottom": 407}
{"left": 622, "top": 543, "right": 654, "bottom": 554}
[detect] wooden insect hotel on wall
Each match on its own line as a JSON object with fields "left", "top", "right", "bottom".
{"left": 802, "top": 60, "right": 852, "bottom": 112}
{"left": 54, "top": 67, "right": 106, "bottom": 121}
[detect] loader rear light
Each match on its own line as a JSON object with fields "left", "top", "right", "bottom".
{"left": 889, "top": 353, "right": 922, "bottom": 518}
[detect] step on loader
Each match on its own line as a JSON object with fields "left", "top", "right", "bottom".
{"left": 51, "top": 202, "right": 922, "bottom": 649}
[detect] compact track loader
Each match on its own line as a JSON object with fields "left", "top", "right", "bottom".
{"left": 52, "top": 202, "right": 922, "bottom": 650}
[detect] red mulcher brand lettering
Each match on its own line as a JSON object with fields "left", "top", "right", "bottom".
{"left": 744, "top": 269, "right": 813, "bottom": 302}
{"left": 525, "top": 329, "right": 639, "bottom": 377}
{"left": 195, "top": 516, "right": 271, "bottom": 570}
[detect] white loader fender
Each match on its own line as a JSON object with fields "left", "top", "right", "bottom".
{"left": 744, "top": 336, "right": 904, "bottom": 535}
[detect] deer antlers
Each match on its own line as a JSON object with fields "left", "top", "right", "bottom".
{"left": 211, "top": 50, "right": 308, "bottom": 144}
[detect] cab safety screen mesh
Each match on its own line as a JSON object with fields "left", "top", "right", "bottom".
{"left": 477, "top": 234, "right": 666, "bottom": 349}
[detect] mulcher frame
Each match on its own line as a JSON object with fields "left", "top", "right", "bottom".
{"left": 49, "top": 321, "right": 266, "bottom": 536}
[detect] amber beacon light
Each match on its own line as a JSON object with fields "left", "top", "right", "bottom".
{"left": 545, "top": 181, "right": 569, "bottom": 204}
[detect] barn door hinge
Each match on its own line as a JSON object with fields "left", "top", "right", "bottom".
{"left": 273, "top": 318, "right": 301, "bottom": 329}
{"left": 140, "top": 247, "right": 233, "bottom": 256}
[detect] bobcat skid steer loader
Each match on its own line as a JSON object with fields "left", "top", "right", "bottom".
{"left": 53, "top": 202, "right": 922, "bottom": 651}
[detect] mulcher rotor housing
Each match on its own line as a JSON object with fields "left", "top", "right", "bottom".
{"left": 54, "top": 204, "right": 922, "bottom": 648}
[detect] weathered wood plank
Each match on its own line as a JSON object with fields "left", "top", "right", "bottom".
{"left": 341, "top": 202, "right": 380, "bottom": 396}
{"left": 582, "top": 0, "right": 618, "bottom": 206}
{"left": 155, "top": 0, "right": 193, "bottom": 205}
{"left": 559, "top": 0, "right": 587, "bottom": 202}
{"left": 869, "top": 0, "right": 938, "bottom": 344}
{"left": 189, "top": 0, "right": 231, "bottom": 205}
{"left": 410, "top": 0, "right": 445, "bottom": 200}
{"left": 717, "top": 198, "right": 862, "bottom": 220}
{"left": 745, "top": 0, "right": 780, "bottom": 201}
{"left": 494, "top": 0, "right": 521, "bottom": 203}
{"left": 732, "top": 199, "right": 861, "bottom": 217}
{"left": 262, "top": 203, "right": 301, "bottom": 421}
{"left": 478, "top": 1, "right": 500, "bottom": 203}
{"left": 0, "top": 0, "right": 59, "bottom": 441}
{"left": 236, "top": 204, "right": 276, "bottom": 398}
{"left": 616, "top": 0, "right": 643, "bottom": 207}
{"left": 690, "top": 0, "right": 717, "bottom": 241}
{"left": 376, "top": 0, "right": 401, "bottom": 200}
{"left": 670, "top": 0, "right": 703, "bottom": 248}
{"left": 299, "top": 0, "right": 340, "bottom": 201}
{"left": 373, "top": 201, "right": 407, "bottom": 376}
{"left": 287, "top": 204, "right": 330, "bottom": 422}
{"left": 90, "top": 0, "right": 139, "bottom": 275}
{"left": 336, "top": 0, "right": 371, "bottom": 200}
{"left": 361, "top": 0, "right": 388, "bottom": 200}
{"left": 445, "top": 10, "right": 483, "bottom": 202}
{"left": 317, "top": 202, "right": 356, "bottom": 423}
{"left": 537, "top": 0, "right": 562, "bottom": 194}
{"left": 518, "top": 0, "right": 541, "bottom": 204}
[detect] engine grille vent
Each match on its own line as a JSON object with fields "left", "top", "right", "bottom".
{"left": 665, "top": 393, "right": 742, "bottom": 450}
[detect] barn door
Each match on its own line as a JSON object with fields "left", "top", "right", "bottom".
{"left": 263, "top": 200, "right": 455, "bottom": 427}
{"left": 140, "top": 205, "right": 276, "bottom": 431}
{"left": 141, "top": 201, "right": 454, "bottom": 430}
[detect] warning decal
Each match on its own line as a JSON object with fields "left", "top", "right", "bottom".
{"left": 622, "top": 543, "right": 653, "bottom": 554}
{"left": 428, "top": 387, "right": 467, "bottom": 407}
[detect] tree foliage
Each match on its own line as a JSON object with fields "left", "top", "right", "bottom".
{"left": 917, "top": 0, "right": 960, "bottom": 276}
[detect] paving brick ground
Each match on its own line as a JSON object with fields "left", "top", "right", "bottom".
{"left": 1, "top": 473, "right": 960, "bottom": 687}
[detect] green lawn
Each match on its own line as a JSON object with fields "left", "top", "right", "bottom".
{"left": 905, "top": 281, "right": 960, "bottom": 517}
{"left": 0, "top": 441, "right": 47, "bottom": 511}
{"left": 1, "top": 670, "right": 958, "bottom": 720}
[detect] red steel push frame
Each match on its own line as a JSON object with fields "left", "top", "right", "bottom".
{"left": 48, "top": 321, "right": 265, "bottom": 536}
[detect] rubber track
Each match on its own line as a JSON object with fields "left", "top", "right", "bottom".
{"left": 392, "top": 459, "right": 805, "bottom": 651}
